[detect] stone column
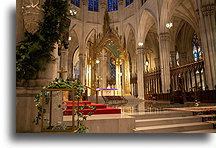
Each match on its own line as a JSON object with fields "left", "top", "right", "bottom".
{"left": 79, "top": 53, "right": 86, "bottom": 84}
{"left": 136, "top": 48, "right": 145, "bottom": 99}
{"left": 198, "top": 3, "right": 215, "bottom": 89}
{"left": 180, "top": 52, "right": 187, "bottom": 66}
{"left": 60, "top": 49, "right": 68, "bottom": 79}
{"left": 170, "top": 51, "right": 176, "bottom": 68}
{"left": 123, "top": 59, "right": 131, "bottom": 96}
{"left": 159, "top": 33, "right": 171, "bottom": 93}
{"left": 115, "top": 58, "right": 122, "bottom": 95}
{"left": 101, "top": 54, "right": 108, "bottom": 88}
{"left": 38, "top": 44, "right": 59, "bottom": 81}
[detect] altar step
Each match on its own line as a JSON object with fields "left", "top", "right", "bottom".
{"left": 179, "top": 129, "right": 216, "bottom": 133}
{"left": 63, "top": 101, "right": 121, "bottom": 115}
{"left": 132, "top": 111, "right": 215, "bottom": 133}
{"left": 136, "top": 116, "right": 202, "bottom": 127}
{"left": 134, "top": 122, "right": 213, "bottom": 133}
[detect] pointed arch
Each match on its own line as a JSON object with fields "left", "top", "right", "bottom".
{"left": 137, "top": 9, "right": 157, "bottom": 45}
{"left": 124, "top": 23, "right": 136, "bottom": 45}
{"left": 85, "top": 28, "right": 97, "bottom": 45}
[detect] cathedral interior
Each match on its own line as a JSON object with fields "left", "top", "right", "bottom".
{"left": 16, "top": 0, "right": 215, "bottom": 133}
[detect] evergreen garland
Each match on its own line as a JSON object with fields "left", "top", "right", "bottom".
{"left": 33, "top": 78, "right": 96, "bottom": 133}
{"left": 16, "top": 0, "right": 70, "bottom": 81}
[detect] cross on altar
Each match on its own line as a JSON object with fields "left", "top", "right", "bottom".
{"left": 57, "top": 67, "right": 67, "bottom": 78}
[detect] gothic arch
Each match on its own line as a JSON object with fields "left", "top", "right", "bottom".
{"left": 85, "top": 28, "right": 97, "bottom": 46}
{"left": 160, "top": 0, "right": 184, "bottom": 33}
{"left": 137, "top": 9, "right": 157, "bottom": 45}
{"left": 68, "top": 29, "right": 80, "bottom": 79}
{"left": 124, "top": 23, "right": 136, "bottom": 45}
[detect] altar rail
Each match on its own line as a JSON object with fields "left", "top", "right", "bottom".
{"left": 83, "top": 85, "right": 99, "bottom": 104}
{"left": 144, "top": 60, "right": 205, "bottom": 95}
{"left": 146, "top": 90, "right": 216, "bottom": 104}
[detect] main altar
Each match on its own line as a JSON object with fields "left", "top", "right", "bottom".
{"left": 85, "top": 12, "right": 131, "bottom": 97}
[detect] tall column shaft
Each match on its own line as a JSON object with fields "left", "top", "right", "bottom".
{"left": 60, "top": 49, "right": 68, "bottom": 79}
{"left": 79, "top": 53, "right": 86, "bottom": 84}
{"left": 116, "top": 58, "right": 122, "bottom": 95}
{"left": 136, "top": 48, "right": 145, "bottom": 99}
{"left": 101, "top": 55, "right": 107, "bottom": 88}
{"left": 199, "top": 3, "right": 215, "bottom": 89}
{"left": 159, "top": 33, "right": 171, "bottom": 93}
{"left": 123, "top": 59, "right": 131, "bottom": 96}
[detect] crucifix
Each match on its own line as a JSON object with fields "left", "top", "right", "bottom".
{"left": 57, "top": 67, "right": 67, "bottom": 78}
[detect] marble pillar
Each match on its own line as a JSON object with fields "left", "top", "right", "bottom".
{"left": 198, "top": 3, "right": 215, "bottom": 89}
{"left": 123, "top": 59, "right": 131, "bottom": 96}
{"left": 60, "top": 49, "right": 68, "bottom": 79}
{"left": 38, "top": 44, "right": 59, "bottom": 81}
{"left": 101, "top": 54, "right": 108, "bottom": 88}
{"left": 136, "top": 48, "right": 145, "bottom": 99}
{"left": 159, "top": 33, "right": 171, "bottom": 93}
{"left": 79, "top": 53, "right": 86, "bottom": 84}
{"left": 170, "top": 51, "right": 176, "bottom": 68}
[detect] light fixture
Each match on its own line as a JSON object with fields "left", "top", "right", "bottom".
{"left": 70, "top": 9, "right": 77, "bottom": 16}
{"left": 166, "top": 22, "right": 173, "bottom": 29}
{"left": 68, "top": 37, "right": 72, "bottom": 41}
{"left": 145, "top": 60, "right": 149, "bottom": 66}
{"left": 96, "top": 60, "right": 100, "bottom": 64}
{"left": 138, "top": 42, "right": 144, "bottom": 47}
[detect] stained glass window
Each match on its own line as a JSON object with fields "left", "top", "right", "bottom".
{"left": 108, "top": 0, "right": 118, "bottom": 11}
{"left": 71, "top": 0, "right": 80, "bottom": 7}
{"left": 126, "top": 0, "right": 134, "bottom": 7}
{"left": 192, "top": 33, "right": 203, "bottom": 62}
{"left": 88, "top": 0, "right": 99, "bottom": 12}
{"left": 176, "top": 52, "right": 180, "bottom": 66}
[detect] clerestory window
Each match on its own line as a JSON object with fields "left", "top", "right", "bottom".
{"left": 88, "top": 0, "right": 99, "bottom": 12}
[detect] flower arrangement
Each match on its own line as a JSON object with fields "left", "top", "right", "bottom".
{"left": 33, "top": 78, "right": 96, "bottom": 133}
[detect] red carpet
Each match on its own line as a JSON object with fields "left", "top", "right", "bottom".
{"left": 63, "top": 101, "right": 121, "bottom": 115}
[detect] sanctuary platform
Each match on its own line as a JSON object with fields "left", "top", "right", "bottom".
{"left": 63, "top": 101, "right": 121, "bottom": 115}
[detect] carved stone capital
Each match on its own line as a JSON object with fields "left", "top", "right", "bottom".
{"left": 159, "top": 32, "right": 171, "bottom": 41}
{"left": 22, "top": 3, "right": 44, "bottom": 34}
{"left": 136, "top": 48, "right": 144, "bottom": 55}
{"left": 201, "top": 4, "right": 215, "bottom": 16}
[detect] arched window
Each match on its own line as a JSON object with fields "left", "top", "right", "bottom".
{"left": 176, "top": 51, "right": 180, "bottom": 66}
{"left": 88, "top": 0, "right": 99, "bottom": 12}
{"left": 71, "top": 0, "right": 80, "bottom": 7}
{"left": 192, "top": 33, "right": 203, "bottom": 62}
{"left": 126, "top": 0, "right": 134, "bottom": 7}
{"left": 108, "top": 0, "right": 118, "bottom": 11}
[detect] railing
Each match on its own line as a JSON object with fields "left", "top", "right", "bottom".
{"left": 144, "top": 60, "right": 205, "bottom": 95}
{"left": 83, "top": 85, "right": 100, "bottom": 104}
{"left": 170, "top": 60, "right": 205, "bottom": 92}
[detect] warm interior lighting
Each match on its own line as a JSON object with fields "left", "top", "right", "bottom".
{"left": 138, "top": 42, "right": 144, "bottom": 47}
{"left": 166, "top": 22, "right": 173, "bottom": 29}
{"left": 96, "top": 60, "right": 100, "bottom": 64}
{"left": 70, "top": 9, "right": 77, "bottom": 16}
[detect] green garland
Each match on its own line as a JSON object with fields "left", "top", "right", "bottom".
{"left": 33, "top": 78, "right": 96, "bottom": 133}
{"left": 16, "top": 0, "right": 70, "bottom": 80}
